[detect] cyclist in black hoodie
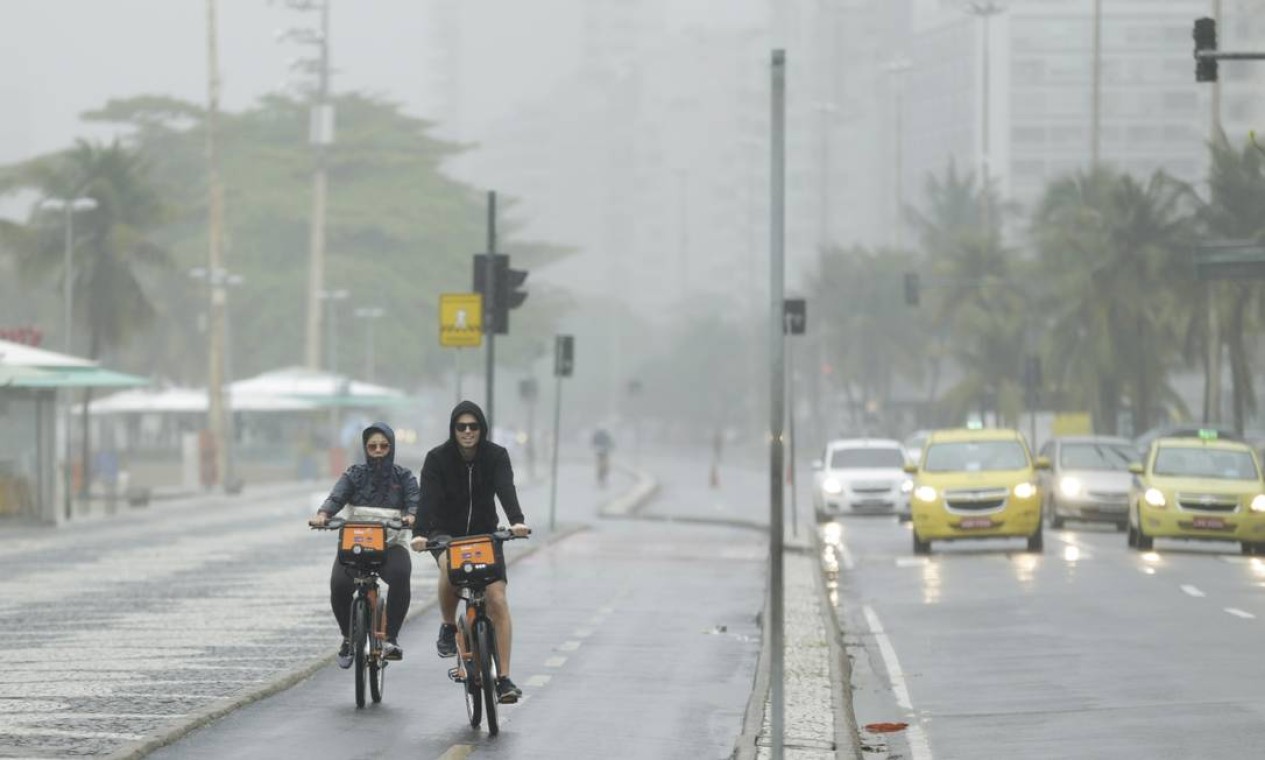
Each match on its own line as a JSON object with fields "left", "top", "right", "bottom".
{"left": 410, "top": 400, "right": 531, "bottom": 703}
{"left": 310, "top": 422, "right": 419, "bottom": 665}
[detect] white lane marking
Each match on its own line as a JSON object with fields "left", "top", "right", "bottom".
{"left": 525, "top": 674, "right": 551, "bottom": 687}
{"left": 838, "top": 539, "right": 856, "bottom": 571}
{"left": 436, "top": 745, "right": 475, "bottom": 760}
{"left": 1225, "top": 608, "right": 1255, "bottom": 619}
{"left": 573, "top": 628, "right": 594, "bottom": 638}
{"left": 544, "top": 656, "right": 567, "bottom": 667}
{"left": 895, "top": 557, "right": 930, "bottom": 568}
{"left": 1181, "top": 585, "right": 1206, "bottom": 598}
{"left": 862, "top": 605, "right": 934, "bottom": 760}
{"left": 558, "top": 640, "right": 581, "bottom": 652}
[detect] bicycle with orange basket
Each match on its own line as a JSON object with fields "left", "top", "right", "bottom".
{"left": 310, "top": 515, "right": 402, "bottom": 707}
{"left": 428, "top": 528, "right": 529, "bottom": 736}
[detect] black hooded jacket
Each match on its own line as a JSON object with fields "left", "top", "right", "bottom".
{"left": 318, "top": 422, "right": 420, "bottom": 516}
{"left": 414, "top": 400, "right": 525, "bottom": 538}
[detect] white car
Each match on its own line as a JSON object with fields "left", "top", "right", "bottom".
{"left": 812, "top": 438, "right": 912, "bottom": 521}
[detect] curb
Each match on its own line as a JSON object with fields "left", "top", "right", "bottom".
{"left": 813, "top": 527, "right": 863, "bottom": 758}
{"left": 104, "top": 522, "right": 588, "bottom": 760}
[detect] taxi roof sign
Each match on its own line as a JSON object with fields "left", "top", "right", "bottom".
{"left": 1197, "top": 428, "right": 1218, "bottom": 441}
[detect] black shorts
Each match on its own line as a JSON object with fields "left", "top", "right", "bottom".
{"left": 430, "top": 540, "right": 508, "bottom": 585}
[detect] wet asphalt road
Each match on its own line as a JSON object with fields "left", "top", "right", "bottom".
{"left": 829, "top": 514, "right": 1265, "bottom": 759}
{"left": 144, "top": 452, "right": 772, "bottom": 760}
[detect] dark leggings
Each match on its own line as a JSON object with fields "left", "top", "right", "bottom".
{"left": 330, "top": 544, "right": 412, "bottom": 640}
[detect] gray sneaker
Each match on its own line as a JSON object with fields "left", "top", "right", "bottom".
{"left": 382, "top": 639, "right": 403, "bottom": 661}
{"left": 336, "top": 639, "right": 352, "bottom": 669}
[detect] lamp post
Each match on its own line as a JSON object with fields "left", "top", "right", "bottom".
{"left": 40, "top": 196, "right": 97, "bottom": 354}
{"left": 40, "top": 195, "right": 96, "bottom": 523}
{"left": 318, "top": 288, "right": 350, "bottom": 375}
{"left": 353, "top": 306, "right": 384, "bottom": 382}
{"left": 318, "top": 288, "right": 349, "bottom": 469}
{"left": 964, "top": 1, "right": 1007, "bottom": 220}
{"left": 190, "top": 266, "right": 243, "bottom": 493}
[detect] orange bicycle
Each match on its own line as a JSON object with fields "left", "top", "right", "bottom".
{"left": 311, "top": 516, "right": 401, "bottom": 707}
{"left": 429, "top": 529, "right": 528, "bottom": 736}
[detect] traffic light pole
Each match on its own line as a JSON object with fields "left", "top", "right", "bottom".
{"left": 484, "top": 191, "right": 497, "bottom": 435}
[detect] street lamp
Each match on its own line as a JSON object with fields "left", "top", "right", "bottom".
{"left": 39, "top": 196, "right": 97, "bottom": 354}
{"left": 318, "top": 288, "right": 349, "bottom": 375}
{"left": 190, "top": 266, "right": 244, "bottom": 493}
{"left": 40, "top": 195, "right": 95, "bottom": 523}
{"left": 353, "top": 306, "right": 384, "bottom": 382}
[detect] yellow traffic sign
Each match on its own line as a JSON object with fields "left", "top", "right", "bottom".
{"left": 440, "top": 293, "right": 483, "bottom": 347}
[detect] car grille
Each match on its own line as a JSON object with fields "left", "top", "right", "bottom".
{"left": 944, "top": 487, "right": 1008, "bottom": 512}
{"left": 1086, "top": 490, "right": 1128, "bottom": 505}
{"left": 852, "top": 480, "right": 895, "bottom": 495}
{"left": 1176, "top": 492, "right": 1239, "bottom": 513}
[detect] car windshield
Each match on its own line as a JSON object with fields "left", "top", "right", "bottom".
{"left": 1152, "top": 446, "right": 1260, "bottom": 480}
{"left": 1060, "top": 443, "right": 1135, "bottom": 471}
{"left": 922, "top": 441, "right": 1028, "bottom": 472}
{"left": 830, "top": 447, "right": 905, "bottom": 469}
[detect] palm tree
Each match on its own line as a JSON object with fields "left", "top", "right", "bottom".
{"left": 1, "top": 139, "right": 172, "bottom": 492}
{"left": 1031, "top": 167, "right": 1195, "bottom": 434}
{"left": 1195, "top": 132, "right": 1265, "bottom": 433}
{"left": 907, "top": 163, "right": 1028, "bottom": 427}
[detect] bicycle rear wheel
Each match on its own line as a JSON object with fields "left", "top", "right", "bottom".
{"left": 352, "top": 597, "right": 368, "bottom": 708}
{"left": 476, "top": 618, "right": 499, "bottom": 736}
{"left": 458, "top": 613, "right": 481, "bottom": 728}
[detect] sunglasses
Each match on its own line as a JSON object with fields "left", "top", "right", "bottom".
{"left": 366, "top": 442, "right": 391, "bottom": 452}
{"left": 455, "top": 422, "right": 481, "bottom": 433}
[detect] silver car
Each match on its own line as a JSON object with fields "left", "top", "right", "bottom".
{"left": 812, "top": 438, "right": 912, "bottom": 521}
{"left": 1037, "top": 435, "right": 1136, "bottom": 530}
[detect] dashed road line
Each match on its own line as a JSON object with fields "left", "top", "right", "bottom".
{"left": 558, "top": 640, "right": 581, "bottom": 652}
{"left": 543, "top": 656, "right": 567, "bottom": 668}
{"left": 862, "top": 605, "right": 933, "bottom": 760}
{"left": 1180, "top": 585, "right": 1206, "bottom": 598}
{"left": 1225, "top": 607, "right": 1255, "bottom": 619}
{"left": 525, "top": 674, "right": 551, "bottom": 687}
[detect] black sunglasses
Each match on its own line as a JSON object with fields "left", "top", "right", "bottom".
{"left": 455, "top": 422, "right": 481, "bottom": 432}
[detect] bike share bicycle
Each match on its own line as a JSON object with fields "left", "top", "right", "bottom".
{"left": 310, "top": 513, "right": 403, "bottom": 707}
{"left": 428, "top": 528, "right": 529, "bottom": 736}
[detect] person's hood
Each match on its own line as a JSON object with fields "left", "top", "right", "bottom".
{"left": 362, "top": 422, "right": 396, "bottom": 467}
{"left": 449, "top": 400, "right": 490, "bottom": 446}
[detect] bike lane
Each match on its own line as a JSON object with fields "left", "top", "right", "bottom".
{"left": 141, "top": 452, "right": 768, "bottom": 760}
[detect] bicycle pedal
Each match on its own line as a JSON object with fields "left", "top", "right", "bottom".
{"left": 447, "top": 667, "right": 466, "bottom": 683}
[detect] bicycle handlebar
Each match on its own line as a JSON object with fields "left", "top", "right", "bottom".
{"left": 309, "top": 516, "right": 405, "bottom": 531}
{"left": 422, "top": 529, "right": 531, "bottom": 550}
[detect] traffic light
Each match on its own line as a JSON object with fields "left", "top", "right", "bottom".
{"left": 903, "top": 272, "right": 920, "bottom": 306}
{"left": 1194, "top": 17, "right": 1218, "bottom": 82}
{"left": 472, "top": 254, "right": 529, "bottom": 334}
{"left": 555, "top": 335, "right": 574, "bottom": 377}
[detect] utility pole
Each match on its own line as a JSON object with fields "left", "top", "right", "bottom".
{"left": 1207, "top": 0, "right": 1223, "bottom": 423}
{"left": 768, "top": 48, "right": 787, "bottom": 760}
{"left": 206, "top": 0, "right": 228, "bottom": 491}
{"left": 301, "top": 0, "right": 332, "bottom": 370}
{"left": 484, "top": 191, "right": 498, "bottom": 435}
{"left": 965, "top": 2, "right": 1006, "bottom": 224}
{"left": 1090, "top": 0, "right": 1102, "bottom": 168}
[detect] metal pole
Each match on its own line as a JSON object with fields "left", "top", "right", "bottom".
{"left": 788, "top": 336, "right": 798, "bottom": 538}
{"left": 769, "top": 48, "right": 787, "bottom": 760}
{"left": 206, "top": 0, "right": 227, "bottom": 491}
{"left": 1090, "top": 0, "right": 1102, "bottom": 168}
{"left": 62, "top": 207, "right": 74, "bottom": 352}
{"left": 1207, "top": 0, "right": 1223, "bottom": 423}
{"left": 549, "top": 364, "right": 563, "bottom": 532}
{"left": 304, "top": 0, "right": 332, "bottom": 370}
{"left": 485, "top": 191, "right": 497, "bottom": 436}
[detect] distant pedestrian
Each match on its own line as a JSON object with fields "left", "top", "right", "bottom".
{"left": 591, "top": 428, "right": 614, "bottom": 488}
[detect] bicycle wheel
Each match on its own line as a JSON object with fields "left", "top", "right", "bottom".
{"left": 352, "top": 597, "right": 368, "bottom": 708}
{"left": 458, "top": 613, "right": 481, "bottom": 728}
{"left": 369, "top": 594, "right": 386, "bottom": 703}
{"left": 475, "top": 618, "right": 499, "bottom": 736}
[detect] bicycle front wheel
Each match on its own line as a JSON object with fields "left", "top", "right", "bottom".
{"left": 458, "top": 613, "right": 481, "bottom": 728}
{"left": 476, "top": 618, "right": 499, "bottom": 736}
{"left": 369, "top": 596, "right": 386, "bottom": 703}
{"left": 352, "top": 597, "right": 368, "bottom": 708}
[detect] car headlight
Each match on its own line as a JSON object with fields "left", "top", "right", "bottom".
{"left": 1144, "top": 487, "right": 1167, "bottom": 508}
{"left": 1251, "top": 494, "right": 1265, "bottom": 513}
{"left": 900, "top": 478, "right": 914, "bottom": 494}
{"left": 913, "top": 485, "right": 938, "bottom": 502}
{"left": 822, "top": 477, "right": 843, "bottom": 495}
{"left": 1058, "top": 476, "right": 1084, "bottom": 499}
{"left": 1012, "top": 482, "right": 1037, "bottom": 499}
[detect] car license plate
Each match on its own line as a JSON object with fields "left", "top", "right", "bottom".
{"left": 959, "top": 517, "right": 993, "bottom": 530}
{"left": 1192, "top": 516, "right": 1226, "bottom": 530}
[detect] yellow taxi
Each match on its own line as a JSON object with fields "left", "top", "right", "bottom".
{"left": 1127, "top": 431, "right": 1265, "bottom": 554}
{"left": 906, "top": 428, "right": 1048, "bottom": 555}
